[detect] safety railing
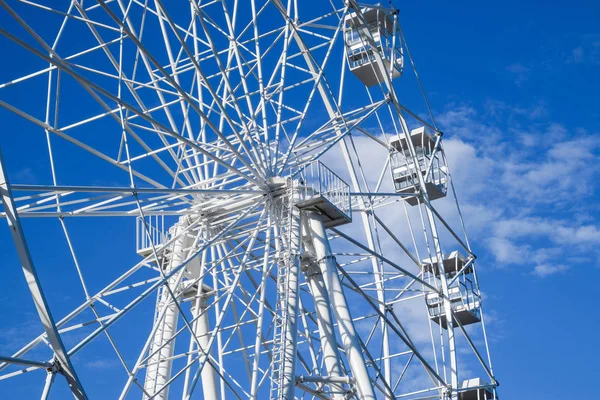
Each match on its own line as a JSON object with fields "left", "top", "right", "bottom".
{"left": 390, "top": 150, "right": 447, "bottom": 191}
{"left": 136, "top": 215, "right": 169, "bottom": 255}
{"left": 426, "top": 282, "right": 482, "bottom": 321}
{"left": 297, "top": 160, "right": 351, "bottom": 221}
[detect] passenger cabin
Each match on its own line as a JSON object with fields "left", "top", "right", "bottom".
{"left": 422, "top": 251, "right": 482, "bottom": 329}
{"left": 421, "top": 251, "right": 472, "bottom": 276}
{"left": 389, "top": 126, "right": 447, "bottom": 206}
{"left": 295, "top": 161, "right": 352, "bottom": 228}
{"left": 426, "top": 287, "right": 481, "bottom": 329}
{"left": 344, "top": 7, "right": 403, "bottom": 87}
{"left": 458, "top": 378, "right": 495, "bottom": 400}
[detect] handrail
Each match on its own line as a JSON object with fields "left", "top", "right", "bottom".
{"left": 297, "top": 160, "right": 351, "bottom": 220}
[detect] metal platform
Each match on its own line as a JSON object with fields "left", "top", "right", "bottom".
{"left": 296, "top": 161, "right": 352, "bottom": 228}
{"left": 136, "top": 215, "right": 169, "bottom": 257}
{"left": 296, "top": 194, "right": 352, "bottom": 228}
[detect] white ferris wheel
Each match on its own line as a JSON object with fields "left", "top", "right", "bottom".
{"left": 0, "top": 1, "right": 499, "bottom": 399}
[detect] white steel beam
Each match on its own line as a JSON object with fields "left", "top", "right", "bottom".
{"left": 0, "top": 150, "right": 87, "bottom": 399}
{"left": 301, "top": 215, "right": 345, "bottom": 399}
{"left": 143, "top": 220, "right": 190, "bottom": 399}
{"left": 306, "top": 211, "right": 376, "bottom": 400}
{"left": 190, "top": 295, "right": 220, "bottom": 400}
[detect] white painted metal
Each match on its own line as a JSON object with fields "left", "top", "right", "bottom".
{"left": 271, "top": 182, "right": 303, "bottom": 400}
{"left": 0, "top": 151, "right": 87, "bottom": 399}
{"left": 143, "top": 220, "right": 190, "bottom": 399}
{"left": 190, "top": 295, "right": 220, "bottom": 400}
{"left": 306, "top": 211, "right": 376, "bottom": 400}
{"left": 0, "top": 1, "right": 498, "bottom": 399}
{"left": 301, "top": 215, "right": 346, "bottom": 398}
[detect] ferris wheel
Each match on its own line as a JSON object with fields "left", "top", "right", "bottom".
{"left": 0, "top": 1, "right": 499, "bottom": 399}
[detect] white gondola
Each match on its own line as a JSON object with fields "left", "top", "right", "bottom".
{"left": 390, "top": 126, "right": 447, "bottom": 206}
{"left": 425, "top": 286, "right": 481, "bottom": 329}
{"left": 344, "top": 7, "right": 403, "bottom": 87}
{"left": 459, "top": 378, "right": 495, "bottom": 400}
{"left": 422, "top": 250, "right": 481, "bottom": 329}
{"left": 421, "top": 250, "right": 471, "bottom": 276}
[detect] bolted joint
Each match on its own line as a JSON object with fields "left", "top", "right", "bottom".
{"left": 301, "top": 255, "right": 321, "bottom": 277}
{"left": 48, "top": 358, "right": 61, "bottom": 375}
{"left": 444, "top": 385, "right": 453, "bottom": 399}
{"left": 315, "top": 254, "right": 336, "bottom": 265}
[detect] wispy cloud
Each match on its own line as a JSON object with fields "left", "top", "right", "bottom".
{"left": 505, "top": 63, "right": 531, "bottom": 86}
{"left": 566, "top": 35, "right": 600, "bottom": 65}
{"left": 437, "top": 102, "right": 600, "bottom": 276}
{"left": 325, "top": 101, "right": 599, "bottom": 280}
{"left": 532, "top": 264, "right": 569, "bottom": 277}
{"left": 85, "top": 359, "right": 119, "bottom": 369}
{"left": 570, "top": 46, "right": 585, "bottom": 63}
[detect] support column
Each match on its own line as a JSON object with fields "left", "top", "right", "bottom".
{"left": 144, "top": 221, "right": 189, "bottom": 399}
{"left": 301, "top": 216, "right": 345, "bottom": 399}
{"left": 278, "top": 201, "right": 302, "bottom": 400}
{"left": 306, "top": 211, "right": 376, "bottom": 400}
{"left": 190, "top": 295, "right": 219, "bottom": 400}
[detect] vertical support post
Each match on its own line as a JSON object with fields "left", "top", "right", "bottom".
{"left": 428, "top": 214, "right": 458, "bottom": 399}
{"left": 0, "top": 150, "right": 87, "bottom": 399}
{"left": 301, "top": 215, "right": 345, "bottom": 399}
{"left": 144, "top": 220, "right": 189, "bottom": 399}
{"left": 279, "top": 197, "right": 302, "bottom": 400}
{"left": 306, "top": 211, "right": 376, "bottom": 400}
{"left": 190, "top": 294, "right": 219, "bottom": 400}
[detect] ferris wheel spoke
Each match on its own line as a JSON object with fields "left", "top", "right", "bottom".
{"left": 51, "top": 215, "right": 131, "bottom": 374}
{"left": 181, "top": 209, "right": 267, "bottom": 398}
{"left": 0, "top": 98, "right": 170, "bottom": 189}
{"left": 140, "top": 0, "right": 268, "bottom": 177}
{"left": 337, "top": 266, "right": 446, "bottom": 390}
{"left": 67, "top": 2, "right": 203, "bottom": 187}
{"left": 0, "top": 2, "right": 498, "bottom": 398}
{"left": 218, "top": 1, "right": 272, "bottom": 171}
{"left": 1, "top": 200, "right": 260, "bottom": 386}
{"left": 249, "top": 218, "right": 276, "bottom": 398}
{"left": 1, "top": 5, "right": 265, "bottom": 188}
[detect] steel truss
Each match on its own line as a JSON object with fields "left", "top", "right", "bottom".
{"left": 0, "top": 1, "right": 497, "bottom": 399}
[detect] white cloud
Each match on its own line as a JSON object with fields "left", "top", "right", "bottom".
{"left": 532, "top": 264, "right": 569, "bottom": 277}
{"left": 433, "top": 104, "right": 600, "bottom": 275}
{"left": 325, "top": 103, "right": 600, "bottom": 279}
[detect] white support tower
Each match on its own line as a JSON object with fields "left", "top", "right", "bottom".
{"left": 0, "top": 1, "right": 498, "bottom": 399}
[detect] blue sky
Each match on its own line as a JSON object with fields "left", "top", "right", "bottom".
{"left": 0, "top": 0, "right": 599, "bottom": 399}
{"left": 398, "top": 1, "right": 600, "bottom": 398}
